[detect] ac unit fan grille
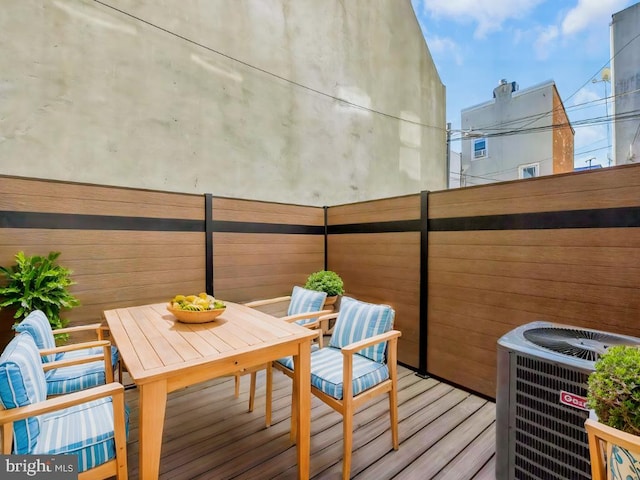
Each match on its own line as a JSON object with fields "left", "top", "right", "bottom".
{"left": 523, "top": 327, "right": 630, "bottom": 361}
{"left": 514, "top": 354, "right": 591, "bottom": 480}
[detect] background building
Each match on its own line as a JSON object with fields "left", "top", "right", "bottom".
{"left": 611, "top": 2, "right": 640, "bottom": 165}
{"left": 460, "top": 80, "right": 574, "bottom": 186}
{"left": 0, "top": 0, "right": 446, "bottom": 206}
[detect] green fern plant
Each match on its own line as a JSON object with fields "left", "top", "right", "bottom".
{"left": 0, "top": 251, "right": 80, "bottom": 331}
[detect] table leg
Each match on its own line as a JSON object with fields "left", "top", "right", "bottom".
{"left": 138, "top": 380, "right": 168, "bottom": 479}
{"left": 294, "top": 339, "right": 311, "bottom": 480}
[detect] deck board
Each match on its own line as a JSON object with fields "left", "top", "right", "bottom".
{"left": 123, "top": 365, "right": 496, "bottom": 479}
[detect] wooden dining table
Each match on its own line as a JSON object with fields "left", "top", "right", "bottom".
{"left": 103, "top": 301, "right": 315, "bottom": 479}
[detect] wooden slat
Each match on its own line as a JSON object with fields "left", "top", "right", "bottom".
{"left": 429, "top": 163, "right": 640, "bottom": 218}
{"left": 328, "top": 194, "right": 421, "bottom": 224}
{"left": 213, "top": 197, "right": 324, "bottom": 225}
{"left": 0, "top": 176, "right": 203, "bottom": 218}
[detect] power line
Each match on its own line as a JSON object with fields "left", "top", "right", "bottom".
{"left": 449, "top": 108, "right": 640, "bottom": 142}
{"left": 500, "top": 29, "right": 640, "bottom": 133}
{"left": 92, "top": 0, "right": 443, "bottom": 132}
{"left": 457, "top": 86, "right": 640, "bottom": 135}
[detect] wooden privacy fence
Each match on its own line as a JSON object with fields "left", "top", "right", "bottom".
{"left": 2, "top": 164, "right": 640, "bottom": 398}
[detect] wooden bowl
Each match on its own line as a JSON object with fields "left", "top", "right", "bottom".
{"left": 166, "top": 305, "right": 226, "bottom": 324}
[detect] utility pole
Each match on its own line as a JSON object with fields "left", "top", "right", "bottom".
{"left": 446, "top": 122, "right": 451, "bottom": 189}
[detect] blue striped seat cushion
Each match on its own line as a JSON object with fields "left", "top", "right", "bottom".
{"left": 0, "top": 333, "right": 48, "bottom": 454}
{"left": 277, "top": 346, "right": 389, "bottom": 400}
{"left": 14, "top": 310, "right": 58, "bottom": 363}
{"left": 328, "top": 296, "right": 394, "bottom": 363}
{"left": 288, "top": 286, "right": 327, "bottom": 326}
{"left": 33, "top": 396, "right": 129, "bottom": 472}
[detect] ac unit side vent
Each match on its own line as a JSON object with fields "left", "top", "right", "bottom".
{"left": 516, "top": 355, "right": 590, "bottom": 384}
{"left": 516, "top": 406, "right": 588, "bottom": 444}
{"left": 513, "top": 354, "right": 591, "bottom": 479}
{"left": 516, "top": 435, "right": 591, "bottom": 480}
{"left": 515, "top": 417, "right": 589, "bottom": 456}
{"left": 515, "top": 454, "right": 590, "bottom": 480}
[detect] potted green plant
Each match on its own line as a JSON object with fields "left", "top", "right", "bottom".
{"left": 0, "top": 251, "right": 80, "bottom": 334}
{"left": 304, "top": 270, "right": 344, "bottom": 309}
{"left": 586, "top": 345, "right": 640, "bottom": 478}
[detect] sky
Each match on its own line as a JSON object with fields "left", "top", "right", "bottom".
{"left": 410, "top": 0, "right": 637, "bottom": 170}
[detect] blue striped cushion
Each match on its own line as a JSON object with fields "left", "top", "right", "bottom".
{"left": 328, "top": 297, "right": 394, "bottom": 363}
{"left": 33, "top": 397, "right": 129, "bottom": 472}
{"left": 46, "top": 362, "right": 107, "bottom": 396}
{"left": 278, "top": 347, "right": 389, "bottom": 400}
{"left": 287, "top": 286, "right": 327, "bottom": 326}
{"left": 0, "top": 333, "right": 47, "bottom": 454}
{"left": 14, "top": 310, "right": 58, "bottom": 363}
{"left": 62, "top": 345, "right": 119, "bottom": 370}
{"left": 45, "top": 346, "right": 120, "bottom": 395}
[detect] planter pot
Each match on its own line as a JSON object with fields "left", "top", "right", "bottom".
{"left": 324, "top": 295, "right": 339, "bottom": 311}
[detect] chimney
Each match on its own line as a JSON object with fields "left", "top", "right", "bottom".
{"left": 493, "top": 79, "right": 519, "bottom": 100}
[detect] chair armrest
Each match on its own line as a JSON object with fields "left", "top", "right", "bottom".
{"left": 40, "top": 340, "right": 111, "bottom": 356}
{"left": 53, "top": 322, "right": 104, "bottom": 336}
{"left": 42, "top": 353, "right": 106, "bottom": 372}
{"left": 0, "top": 382, "right": 125, "bottom": 425}
{"left": 244, "top": 296, "right": 292, "bottom": 308}
{"left": 40, "top": 340, "right": 114, "bottom": 382}
{"left": 341, "top": 330, "right": 402, "bottom": 356}
{"left": 280, "top": 309, "right": 333, "bottom": 324}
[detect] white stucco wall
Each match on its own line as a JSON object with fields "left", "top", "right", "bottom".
{"left": 612, "top": 2, "right": 640, "bottom": 165}
{"left": 0, "top": 0, "right": 446, "bottom": 206}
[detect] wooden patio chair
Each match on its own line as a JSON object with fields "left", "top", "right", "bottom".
{"left": 238, "top": 286, "right": 332, "bottom": 426}
{"left": 273, "top": 296, "right": 401, "bottom": 480}
{"left": 0, "top": 332, "right": 128, "bottom": 479}
{"left": 585, "top": 418, "right": 640, "bottom": 480}
{"left": 14, "top": 310, "right": 119, "bottom": 395}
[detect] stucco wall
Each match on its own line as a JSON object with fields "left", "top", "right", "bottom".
{"left": 0, "top": 0, "right": 446, "bottom": 206}
{"left": 612, "top": 2, "right": 640, "bottom": 165}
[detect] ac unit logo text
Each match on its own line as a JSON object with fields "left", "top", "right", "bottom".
{"left": 559, "top": 390, "right": 589, "bottom": 411}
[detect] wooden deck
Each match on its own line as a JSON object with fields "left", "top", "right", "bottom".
{"left": 123, "top": 365, "right": 496, "bottom": 479}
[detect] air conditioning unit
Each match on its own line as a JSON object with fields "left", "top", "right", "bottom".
{"left": 496, "top": 321, "right": 640, "bottom": 480}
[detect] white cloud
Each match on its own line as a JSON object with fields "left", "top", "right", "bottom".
{"left": 426, "top": 34, "right": 464, "bottom": 65}
{"left": 561, "top": 0, "right": 630, "bottom": 36}
{"left": 533, "top": 25, "right": 559, "bottom": 60}
{"left": 417, "top": 0, "right": 547, "bottom": 38}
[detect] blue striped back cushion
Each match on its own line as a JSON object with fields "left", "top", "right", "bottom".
{"left": 287, "top": 286, "right": 327, "bottom": 326}
{"left": 328, "top": 296, "right": 394, "bottom": 363}
{"left": 0, "top": 333, "right": 47, "bottom": 453}
{"left": 15, "top": 310, "right": 58, "bottom": 363}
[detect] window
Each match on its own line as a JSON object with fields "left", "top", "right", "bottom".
{"left": 519, "top": 163, "right": 540, "bottom": 179}
{"left": 473, "top": 138, "right": 487, "bottom": 159}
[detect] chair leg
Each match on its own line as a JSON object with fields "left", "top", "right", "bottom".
{"left": 290, "top": 376, "right": 298, "bottom": 444}
{"left": 265, "top": 363, "right": 272, "bottom": 427}
{"left": 390, "top": 389, "right": 399, "bottom": 450}
{"left": 234, "top": 374, "right": 240, "bottom": 398}
{"left": 343, "top": 406, "right": 353, "bottom": 480}
{"left": 248, "top": 372, "right": 257, "bottom": 412}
